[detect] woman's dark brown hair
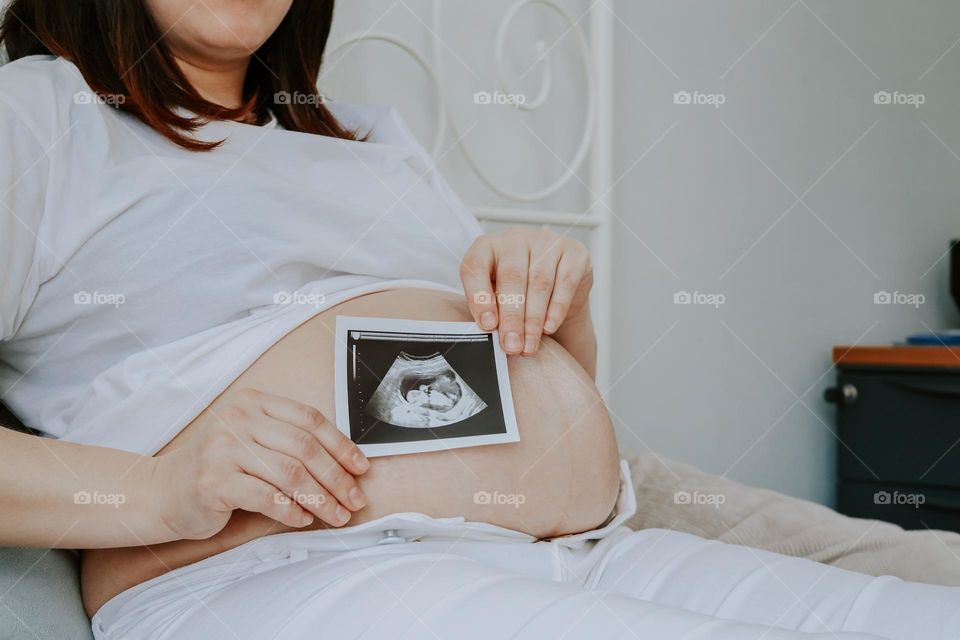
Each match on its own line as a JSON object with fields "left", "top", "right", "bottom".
{"left": 0, "top": 0, "right": 360, "bottom": 150}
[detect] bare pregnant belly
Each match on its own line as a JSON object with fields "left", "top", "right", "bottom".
{"left": 81, "top": 289, "right": 620, "bottom": 615}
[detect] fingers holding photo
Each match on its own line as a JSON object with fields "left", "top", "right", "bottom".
{"left": 493, "top": 240, "right": 529, "bottom": 355}
{"left": 258, "top": 391, "right": 370, "bottom": 475}
{"left": 460, "top": 235, "right": 499, "bottom": 331}
{"left": 523, "top": 239, "right": 563, "bottom": 354}
{"left": 546, "top": 242, "right": 593, "bottom": 336}
{"left": 459, "top": 227, "right": 593, "bottom": 356}
{"left": 170, "top": 389, "right": 370, "bottom": 536}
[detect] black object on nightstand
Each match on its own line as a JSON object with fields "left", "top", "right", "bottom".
{"left": 826, "top": 346, "right": 960, "bottom": 533}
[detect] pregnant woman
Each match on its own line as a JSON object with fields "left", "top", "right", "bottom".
{"left": 1, "top": 2, "right": 959, "bottom": 639}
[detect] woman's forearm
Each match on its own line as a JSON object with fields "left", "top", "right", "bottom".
{"left": 0, "top": 428, "right": 179, "bottom": 548}
{"left": 550, "top": 306, "right": 597, "bottom": 379}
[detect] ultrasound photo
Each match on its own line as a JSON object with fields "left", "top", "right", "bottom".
{"left": 334, "top": 316, "right": 520, "bottom": 457}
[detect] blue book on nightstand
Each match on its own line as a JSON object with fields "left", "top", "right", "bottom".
{"left": 906, "top": 331, "right": 960, "bottom": 345}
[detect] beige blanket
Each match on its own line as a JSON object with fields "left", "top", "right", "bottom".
{"left": 623, "top": 449, "right": 960, "bottom": 586}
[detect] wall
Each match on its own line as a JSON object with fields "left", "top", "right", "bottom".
{"left": 609, "top": 0, "right": 960, "bottom": 504}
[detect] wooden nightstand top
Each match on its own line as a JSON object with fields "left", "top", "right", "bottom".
{"left": 833, "top": 345, "right": 960, "bottom": 368}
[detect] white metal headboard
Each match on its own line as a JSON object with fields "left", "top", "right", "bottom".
{"left": 324, "top": 0, "right": 614, "bottom": 388}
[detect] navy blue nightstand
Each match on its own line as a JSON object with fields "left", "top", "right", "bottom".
{"left": 827, "top": 346, "right": 960, "bottom": 533}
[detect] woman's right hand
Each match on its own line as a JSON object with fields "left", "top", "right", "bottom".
{"left": 154, "top": 388, "right": 370, "bottom": 540}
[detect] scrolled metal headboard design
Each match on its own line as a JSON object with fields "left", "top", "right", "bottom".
{"left": 326, "top": 0, "right": 615, "bottom": 387}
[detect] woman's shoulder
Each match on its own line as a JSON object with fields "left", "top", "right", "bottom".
{"left": 327, "top": 101, "right": 416, "bottom": 147}
{"left": 327, "top": 101, "right": 435, "bottom": 163}
{"left": 326, "top": 101, "right": 391, "bottom": 128}
{"left": 0, "top": 55, "right": 91, "bottom": 144}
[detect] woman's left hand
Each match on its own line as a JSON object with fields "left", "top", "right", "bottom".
{"left": 460, "top": 227, "right": 593, "bottom": 356}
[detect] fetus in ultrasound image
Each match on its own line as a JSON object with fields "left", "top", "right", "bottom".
{"left": 365, "top": 353, "right": 487, "bottom": 428}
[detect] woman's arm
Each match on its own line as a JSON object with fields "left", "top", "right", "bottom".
{"left": 0, "top": 427, "right": 175, "bottom": 548}
{"left": 0, "top": 389, "right": 370, "bottom": 549}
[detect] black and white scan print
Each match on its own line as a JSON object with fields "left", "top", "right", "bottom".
{"left": 334, "top": 317, "right": 520, "bottom": 457}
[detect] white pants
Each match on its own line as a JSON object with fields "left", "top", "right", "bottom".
{"left": 92, "top": 463, "right": 960, "bottom": 640}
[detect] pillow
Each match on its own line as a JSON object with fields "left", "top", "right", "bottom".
{"left": 0, "top": 547, "right": 92, "bottom": 639}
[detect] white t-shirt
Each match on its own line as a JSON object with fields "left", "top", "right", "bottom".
{"left": 0, "top": 56, "right": 482, "bottom": 455}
